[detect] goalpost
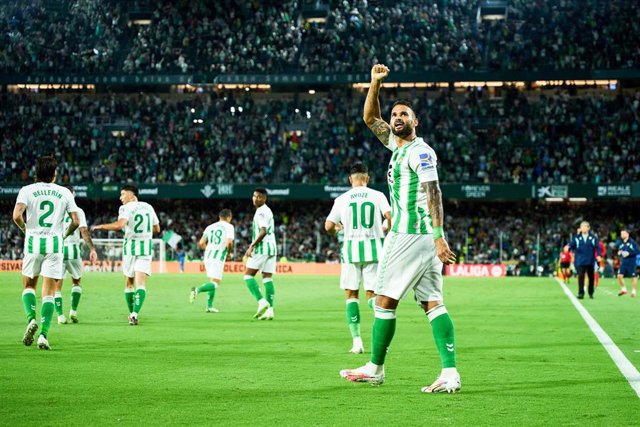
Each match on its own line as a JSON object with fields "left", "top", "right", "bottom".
{"left": 92, "top": 238, "right": 167, "bottom": 273}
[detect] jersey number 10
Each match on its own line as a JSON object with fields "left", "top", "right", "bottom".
{"left": 349, "top": 202, "right": 374, "bottom": 229}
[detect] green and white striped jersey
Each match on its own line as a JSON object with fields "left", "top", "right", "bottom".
{"left": 118, "top": 201, "right": 159, "bottom": 257}
{"left": 16, "top": 182, "right": 78, "bottom": 255}
{"left": 252, "top": 204, "right": 277, "bottom": 257}
{"left": 63, "top": 207, "right": 87, "bottom": 260}
{"left": 385, "top": 134, "right": 439, "bottom": 234}
{"left": 203, "top": 221, "right": 235, "bottom": 262}
{"left": 326, "top": 186, "right": 391, "bottom": 263}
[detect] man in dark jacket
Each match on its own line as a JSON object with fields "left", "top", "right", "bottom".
{"left": 564, "top": 221, "right": 603, "bottom": 299}
{"left": 616, "top": 229, "right": 638, "bottom": 297}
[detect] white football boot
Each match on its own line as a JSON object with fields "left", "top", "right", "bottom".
{"left": 253, "top": 299, "right": 270, "bottom": 319}
{"left": 340, "top": 362, "right": 384, "bottom": 385}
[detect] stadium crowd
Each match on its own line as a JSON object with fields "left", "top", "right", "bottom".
{"left": 2, "top": 88, "right": 639, "bottom": 185}
{"left": 2, "top": 0, "right": 640, "bottom": 74}
{"left": 486, "top": 0, "right": 640, "bottom": 71}
{"left": 1, "top": 199, "right": 638, "bottom": 277}
{"left": 0, "top": 92, "right": 287, "bottom": 184}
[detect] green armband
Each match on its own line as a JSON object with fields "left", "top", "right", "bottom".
{"left": 433, "top": 226, "right": 444, "bottom": 240}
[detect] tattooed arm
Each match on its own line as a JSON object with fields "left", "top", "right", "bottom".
{"left": 80, "top": 226, "right": 98, "bottom": 262}
{"left": 363, "top": 64, "right": 392, "bottom": 146}
{"left": 422, "top": 181, "right": 456, "bottom": 264}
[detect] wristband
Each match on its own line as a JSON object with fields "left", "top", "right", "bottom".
{"left": 433, "top": 226, "right": 444, "bottom": 240}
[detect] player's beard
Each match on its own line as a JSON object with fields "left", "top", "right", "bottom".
{"left": 391, "top": 121, "right": 413, "bottom": 138}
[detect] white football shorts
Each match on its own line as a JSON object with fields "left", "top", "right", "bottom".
{"left": 375, "top": 231, "right": 443, "bottom": 302}
{"left": 204, "top": 259, "right": 225, "bottom": 280}
{"left": 340, "top": 262, "right": 377, "bottom": 292}
{"left": 63, "top": 258, "right": 83, "bottom": 280}
{"left": 122, "top": 255, "right": 152, "bottom": 278}
{"left": 245, "top": 253, "right": 276, "bottom": 274}
{"left": 22, "top": 253, "right": 64, "bottom": 280}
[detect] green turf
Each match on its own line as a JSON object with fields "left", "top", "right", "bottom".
{"left": 0, "top": 273, "right": 638, "bottom": 426}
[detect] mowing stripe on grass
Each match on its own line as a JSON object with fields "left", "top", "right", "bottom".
{"left": 555, "top": 278, "right": 640, "bottom": 398}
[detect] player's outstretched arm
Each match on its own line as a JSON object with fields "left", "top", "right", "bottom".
{"left": 423, "top": 181, "right": 456, "bottom": 265}
{"left": 363, "top": 64, "right": 392, "bottom": 146}
{"left": 91, "top": 218, "right": 127, "bottom": 232}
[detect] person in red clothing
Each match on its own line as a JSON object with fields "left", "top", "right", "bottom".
{"left": 594, "top": 240, "right": 606, "bottom": 287}
{"left": 559, "top": 247, "right": 572, "bottom": 284}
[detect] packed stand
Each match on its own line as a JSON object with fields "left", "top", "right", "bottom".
{"left": 299, "top": 0, "right": 483, "bottom": 73}
{"left": 0, "top": 92, "right": 287, "bottom": 184}
{"left": 0, "top": 0, "right": 127, "bottom": 74}
{"left": 123, "top": 0, "right": 302, "bottom": 74}
{"left": 485, "top": 0, "right": 640, "bottom": 70}
{"left": 3, "top": 0, "right": 640, "bottom": 74}
{"left": 287, "top": 87, "right": 640, "bottom": 184}
{"left": 2, "top": 88, "right": 640, "bottom": 184}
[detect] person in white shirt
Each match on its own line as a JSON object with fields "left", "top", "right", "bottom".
{"left": 54, "top": 186, "right": 98, "bottom": 325}
{"left": 13, "top": 156, "right": 80, "bottom": 350}
{"left": 91, "top": 185, "right": 160, "bottom": 325}
{"left": 326, "top": 163, "right": 391, "bottom": 354}
{"left": 243, "top": 188, "right": 277, "bottom": 320}
{"left": 190, "top": 209, "right": 235, "bottom": 313}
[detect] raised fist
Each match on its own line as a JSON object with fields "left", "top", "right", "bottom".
{"left": 371, "top": 64, "right": 390, "bottom": 82}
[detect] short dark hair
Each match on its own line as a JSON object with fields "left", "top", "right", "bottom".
{"left": 392, "top": 99, "right": 415, "bottom": 114}
{"left": 254, "top": 188, "right": 267, "bottom": 196}
{"left": 350, "top": 163, "right": 368, "bottom": 175}
{"left": 35, "top": 156, "right": 58, "bottom": 182}
{"left": 219, "top": 208, "right": 232, "bottom": 218}
{"left": 121, "top": 185, "right": 139, "bottom": 197}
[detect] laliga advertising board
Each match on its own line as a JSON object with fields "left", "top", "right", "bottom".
{"left": 445, "top": 264, "right": 506, "bottom": 277}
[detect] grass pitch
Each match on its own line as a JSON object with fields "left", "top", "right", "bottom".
{"left": 0, "top": 273, "right": 638, "bottom": 426}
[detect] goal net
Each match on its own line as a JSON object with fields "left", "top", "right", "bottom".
{"left": 91, "top": 238, "right": 167, "bottom": 273}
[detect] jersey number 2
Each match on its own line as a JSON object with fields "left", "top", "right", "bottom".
{"left": 38, "top": 201, "right": 54, "bottom": 228}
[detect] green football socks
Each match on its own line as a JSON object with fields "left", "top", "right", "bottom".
{"left": 133, "top": 288, "right": 146, "bottom": 314}
{"left": 244, "top": 275, "right": 263, "bottom": 301}
{"left": 125, "top": 289, "right": 135, "bottom": 314}
{"left": 70, "top": 286, "right": 82, "bottom": 311}
{"left": 40, "top": 296, "right": 55, "bottom": 338}
{"left": 368, "top": 297, "right": 375, "bottom": 309}
{"left": 22, "top": 288, "right": 37, "bottom": 323}
{"left": 54, "top": 291, "right": 63, "bottom": 316}
{"left": 427, "top": 304, "right": 457, "bottom": 368}
{"left": 197, "top": 282, "right": 217, "bottom": 309}
{"left": 263, "top": 278, "right": 275, "bottom": 307}
{"left": 346, "top": 298, "right": 361, "bottom": 338}
{"left": 370, "top": 305, "right": 396, "bottom": 366}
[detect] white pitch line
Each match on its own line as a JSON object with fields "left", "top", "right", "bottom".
{"left": 555, "top": 278, "right": 640, "bottom": 398}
